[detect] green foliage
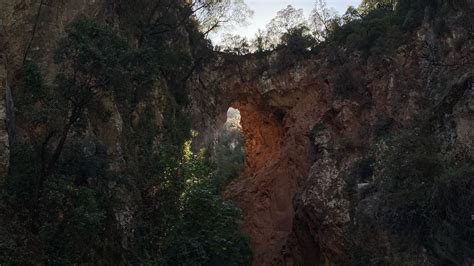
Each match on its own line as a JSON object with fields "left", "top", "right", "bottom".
{"left": 359, "top": 0, "right": 396, "bottom": 13}
{"left": 217, "top": 34, "right": 251, "bottom": 55}
{"left": 57, "top": 141, "right": 112, "bottom": 185}
{"left": 429, "top": 167, "right": 474, "bottom": 263}
{"left": 118, "top": 0, "right": 216, "bottom": 105}
{"left": 376, "top": 133, "right": 474, "bottom": 264}
{"left": 7, "top": 57, "right": 122, "bottom": 262}
{"left": 326, "top": 5, "right": 404, "bottom": 56}
{"left": 6, "top": 144, "right": 41, "bottom": 207}
{"left": 196, "top": 0, "right": 254, "bottom": 36}
{"left": 162, "top": 177, "right": 251, "bottom": 266}
{"left": 377, "top": 133, "right": 442, "bottom": 236}
{"left": 13, "top": 17, "right": 134, "bottom": 183}
{"left": 140, "top": 139, "right": 252, "bottom": 265}
{"left": 344, "top": 131, "right": 474, "bottom": 264}
{"left": 14, "top": 63, "right": 61, "bottom": 133}
{"left": 39, "top": 175, "right": 106, "bottom": 265}
{"left": 213, "top": 124, "right": 245, "bottom": 189}
{"left": 14, "top": 62, "right": 45, "bottom": 107}
{"left": 322, "top": 0, "right": 456, "bottom": 57}
{"left": 5, "top": 6, "right": 250, "bottom": 266}
{"left": 55, "top": 15, "right": 130, "bottom": 97}
{"left": 280, "top": 26, "right": 316, "bottom": 56}
{"left": 3, "top": 140, "right": 114, "bottom": 264}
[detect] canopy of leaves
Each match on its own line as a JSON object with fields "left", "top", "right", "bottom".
{"left": 55, "top": 16, "right": 131, "bottom": 96}
{"left": 309, "top": 0, "right": 339, "bottom": 41}
{"left": 194, "top": 0, "right": 254, "bottom": 36}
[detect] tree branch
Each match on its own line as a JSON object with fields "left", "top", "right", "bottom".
{"left": 23, "top": 0, "right": 45, "bottom": 64}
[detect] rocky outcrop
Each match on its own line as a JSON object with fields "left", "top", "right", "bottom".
{"left": 0, "top": 0, "right": 473, "bottom": 264}
{"left": 192, "top": 6, "right": 473, "bottom": 264}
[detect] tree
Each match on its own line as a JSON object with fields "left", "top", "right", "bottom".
{"left": 252, "top": 29, "right": 272, "bottom": 52}
{"left": 216, "top": 33, "right": 250, "bottom": 55}
{"left": 265, "top": 5, "right": 308, "bottom": 48}
{"left": 28, "top": 16, "right": 131, "bottom": 196}
{"left": 118, "top": 0, "right": 253, "bottom": 47}
{"left": 359, "top": 0, "right": 397, "bottom": 13}
{"left": 309, "top": 0, "right": 338, "bottom": 41}
{"left": 142, "top": 138, "right": 252, "bottom": 265}
{"left": 193, "top": 0, "right": 254, "bottom": 36}
{"left": 342, "top": 6, "right": 362, "bottom": 24}
{"left": 281, "top": 25, "right": 316, "bottom": 54}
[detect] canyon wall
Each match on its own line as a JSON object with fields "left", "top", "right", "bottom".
{"left": 0, "top": 0, "right": 473, "bottom": 264}
{"left": 193, "top": 6, "right": 473, "bottom": 264}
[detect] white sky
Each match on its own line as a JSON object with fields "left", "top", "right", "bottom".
{"left": 219, "top": 0, "right": 362, "bottom": 40}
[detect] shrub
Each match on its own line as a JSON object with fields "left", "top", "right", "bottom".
{"left": 343, "top": 129, "right": 474, "bottom": 264}
{"left": 39, "top": 175, "right": 106, "bottom": 264}
{"left": 162, "top": 180, "right": 252, "bottom": 265}
{"left": 6, "top": 144, "right": 40, "bottom": 205}
{"left": 376, "top": 132, "right": 474, "bottom": 264}
{"left": 280, "top": 26, "right": 317, "bottom": 56}
{"left": 140, "top": 138, "right": 252, "bottom": 265}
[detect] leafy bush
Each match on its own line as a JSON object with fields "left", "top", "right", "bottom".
{"left": 376, "top": 132, "right": 473, "bottom": 263}
{"left": 162, "top": 179, "right": 252, "bottom": 265}
{"left": 429, "top": 167, "right": 474, "bottom": 264}
{"left": 140, "top": 139, "right": 252, "bottom": 265}
{"left": 327, "top": 5, "right": 405, "bottom": 56}
{"left": 39, "top": 175, "right": 106, "bottom": 265}
{"left": 6, "top": 144, "right": 41, "bottom": 207}
{"left": 377, "top": 133, "right": 442, "bottom": 237}
{"left": 280, "top": 26, "right": 317, "bottom": 56}
{"left": 323, "top": 0, "right": 456, "bottom": 57}
{"left": 3, "top": 141, "right": 113, "bottom": 264}
{"left": 343, "top": 130, "right": 474, "bottom": 264}
{"left": 55, "top": 15, "right": 131, "bottom": 99}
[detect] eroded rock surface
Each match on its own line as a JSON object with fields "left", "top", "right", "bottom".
{"left": 196, "top": 8, "right": 473, "bottom": 264}
{"left": 0, "top": 0, "right": 472, "bottom": 265}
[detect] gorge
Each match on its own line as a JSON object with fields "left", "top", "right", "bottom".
{"left": 0, "top": 0, "right": 473, "bottom": 265}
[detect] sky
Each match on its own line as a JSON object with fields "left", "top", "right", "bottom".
{"left": 221, "top": 0, "right": 362, "bottom": 40}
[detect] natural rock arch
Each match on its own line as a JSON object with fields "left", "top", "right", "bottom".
{"left": 193, "top": 57, "right": 331, "bottom": 264}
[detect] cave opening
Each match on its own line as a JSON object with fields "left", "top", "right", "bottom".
{"left": 213, "top": 107, "right": 245, "bottom": 188}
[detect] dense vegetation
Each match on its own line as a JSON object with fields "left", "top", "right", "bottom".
{"left": 0, "top": 0, "right": 471, "bottom": 264}
{"left": 0, "top": 1, "right": 251, "bottom": 264}
{"left": 212, "top": 109, "right": 245, "bottom": 189}
{"left": 343, "top": 128, "right": 474, "bottom": 265}
{"left": 218, "top": 0, "right": 471, "bottom": 58}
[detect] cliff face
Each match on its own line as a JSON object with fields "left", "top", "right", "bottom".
{"left": 0, "top": 1, "right": 188, "bottom": 261}
{"left": 0, "top": 0, "right": 473, "bottom": 265}
{"left": 0, "top": 53, "right": 9, "bottom": 184}
{"left": 193, "top": 6, "right": 473, "bottom": 264}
